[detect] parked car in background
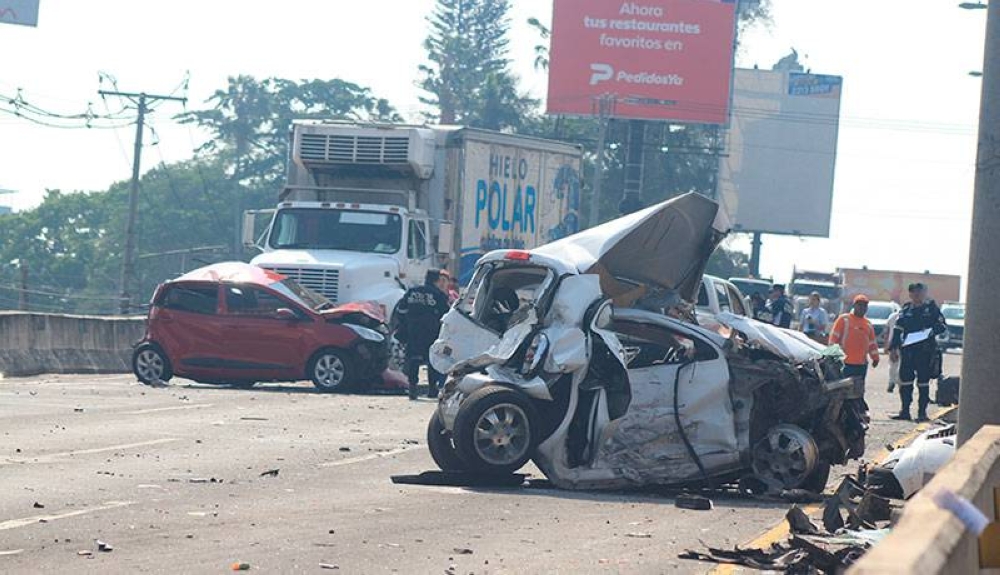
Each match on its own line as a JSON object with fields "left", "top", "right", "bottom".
{"left": 937, "top": 302, "right": 965, "bottom": 351}
{"left": 865, "top": 300, "right": 901, "bottom": 346}
{"left": 697, "top": 275, "right": 748, "bottom": 333}
{"left": 132, "top": 262, "right": 391, "bottom": 392}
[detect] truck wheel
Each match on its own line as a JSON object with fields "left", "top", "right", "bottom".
{"left": 427, "top": 412, "right": 465, "bottom": 472}
{"left": 453, "top": 386, "right": 538, "bottom": 475}
{"left": 132, "top": 344, "right": 173, "bottom": 385}
{"left": 309, "top": 349, "right": 354, "bottom": 393}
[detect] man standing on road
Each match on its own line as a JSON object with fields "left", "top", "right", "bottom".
{"left": 829, "top": 295, "right": 880, "bottom": 395}
{"left": 768, "top": 284, "right": 794, "bottom": 329}
{"left": 888, "top": 283, "right": 947, "bottom": 422}
{"left": 799, "top": 292, "right": 831, "bottom": 344}
{"left": 395, "top": 269, "right": 451, "bottom": 401}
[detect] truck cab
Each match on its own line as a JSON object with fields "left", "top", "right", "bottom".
{"left": 250, "top": 201, "right": 435, "bottom": 316}
{"left": 245, "top": 122, "right": 452, "bottom": 318}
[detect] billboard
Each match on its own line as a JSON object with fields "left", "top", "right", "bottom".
{"left": 0, "top": 0, "right": 39, "bottom": 27}
{"left": 718, "top": 68, "right": 843, "bottom": 237}
{"left": 547, "top": 0, "right": 737, "bottom": 124}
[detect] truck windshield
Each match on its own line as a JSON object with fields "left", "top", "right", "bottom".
{"left": 269, "top": 208, "right": 402, "bottom": 254}
{"left": 791, "top": 282, "right": 841, "bottom": 300}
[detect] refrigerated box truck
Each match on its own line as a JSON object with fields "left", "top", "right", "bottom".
{"left": 244, "top": 121, "right": 583, "bottom": 319}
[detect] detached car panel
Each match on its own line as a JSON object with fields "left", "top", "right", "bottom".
{"left": 426, "top": 193, "right": 865, "bottom": 492}
{"left": 133, "top": 262, "right": 389, "bottom": 392}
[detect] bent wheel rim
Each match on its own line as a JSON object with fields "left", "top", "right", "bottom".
{"left": 136, "top": 350, "right": 165, "bottom": 380}
{"left": 315, "top": 354, "right": 346, "bottom": 388}
{"left": 751, "top": 424, "right": 818, "bottom": 489}
{"left": 472, "top": 403, "right": 530, "bottom": 466}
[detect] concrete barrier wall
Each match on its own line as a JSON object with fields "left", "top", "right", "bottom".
{"left": 850, "top": 424, "right": 1000, "bottom": 574}
{"left": 0, "top": 312, "right": 146, "bottom": 378}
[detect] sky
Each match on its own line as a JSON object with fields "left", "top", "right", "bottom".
{"left": 0, "top": 0, "right": 987, "bottom": 294}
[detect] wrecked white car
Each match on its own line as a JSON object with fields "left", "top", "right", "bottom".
{"left": 427, "top": 193, "right": 867, "bottom": 492}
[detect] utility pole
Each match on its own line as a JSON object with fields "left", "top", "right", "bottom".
{"left": 749, "top": 232, "right": 763, "bottom": 277}
{"left": 958, "top": 0, "right": 1000, "bottom": 445}
{"left": 18, "top": 261, "right": 27, "bottom": 311}
{"left": 589, "top": 95, "right": 615, "bottom": 227}
{"left": 98, "top": 89, "right": 186, "bottom": 314}
{"left": 620, "top": 119, "right": 645, "bottom": 215}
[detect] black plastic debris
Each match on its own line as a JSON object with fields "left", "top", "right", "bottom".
{"left": 390, "top": 471, "right": 527, "bottom": 488}
{"left": 675, "top": 493, "right": 713, "bottom": 511}
{"left": 786, "top": 505, "right": 822, "bottom": 535}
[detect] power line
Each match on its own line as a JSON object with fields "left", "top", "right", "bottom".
{"left": 98, "top": 86, "right": 187, "bottom": 314}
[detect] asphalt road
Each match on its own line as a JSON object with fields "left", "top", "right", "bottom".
{"left": 0, "top": 352, "right": 962, "bottom": 574}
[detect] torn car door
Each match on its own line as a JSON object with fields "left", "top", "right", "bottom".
{"left": 591, "top": 313, "right": 740, "bottom": 485}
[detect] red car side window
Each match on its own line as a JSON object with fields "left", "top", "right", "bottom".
{"left": 161, "top": 285, "right": 218, "bottom": 315}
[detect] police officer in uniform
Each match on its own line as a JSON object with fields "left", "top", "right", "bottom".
{"left": 888, "top": 283, "right": 947, "bottom": 421}
{"left": 768, "top": 284, "right": 794, "bottom": 329}
{"left": 395, "top": 269, "right": 451, "bottom": 400}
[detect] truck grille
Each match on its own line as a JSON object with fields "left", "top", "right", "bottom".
{"left": 299, "top": 134, "right": 410, "bottom": 165}
{"left": 264, "top": 267, "right": 340, "bottom": 302}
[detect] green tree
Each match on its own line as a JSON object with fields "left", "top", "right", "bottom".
{"left": 178, "top": 75, "right": 401, "bottom": 189}
{"left": 420, "top": 0, "right": 536, "bottom": 130}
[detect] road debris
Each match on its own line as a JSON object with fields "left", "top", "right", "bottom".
{"left": 675, "top": 493, "right": 713, "bottom": 511}
{"left": 452, "top": 547, "right": 474, "bottom": 554}
{"left": 625, "top": 532, "right": 652, "bottom": 539}
{"left": 865, "top": 423, "right": 956, "bottom": 500}
{"left": 786, "top": 505, "right": 822, "bottom": 535}
{"left": 319, "top": 563, "right": 339, "bottom": 570}
{"left": 259, "top": 469, "right": 280, "bottom": 478}
{"left": 32, "top": 502, "right": 44, "bottom": 509}
{"left": 231, "top": 562, "right": 251, "bottom": 571}
{"left": 96, "top": 540, "right": 113, "bottom": 552}
{"left": 77, "top": 550, "right": 93, "bottom": 557}
{"left": 390, "top": 471, "right": 527, "bottom": 488}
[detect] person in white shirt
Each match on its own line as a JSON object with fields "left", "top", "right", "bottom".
{"left": 884, "top": 309, "right": 901, "bottom": 393}
{"left": 799, "top": 292, "right": 830, "bottom": 344}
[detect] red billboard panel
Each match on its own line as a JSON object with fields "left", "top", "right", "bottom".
{"left": 547, "top": 0, "right": 737, "bottom": 124}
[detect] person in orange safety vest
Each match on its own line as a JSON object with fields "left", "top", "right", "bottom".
{"left": 829, "top": 294, "right": 881, "bottom": 393}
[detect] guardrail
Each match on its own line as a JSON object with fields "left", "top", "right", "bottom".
{"left": 0, "top": 312, "right": 145, "bottom": 378}
{"left": 849, "top": 424, "right": 1000, "bottom": 574}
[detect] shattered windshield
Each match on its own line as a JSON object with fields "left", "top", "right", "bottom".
{"left": 269, "top": 208, "right": 402, "bottom": 254}
{"left": 269, "top": 277, "right": 332, "bottom": 311}
{"left": 457, "top": 263, "right": 555, "bottom": 333}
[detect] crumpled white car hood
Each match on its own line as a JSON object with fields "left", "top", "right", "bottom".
{"left": 717, "top": 312, "right": 828, "bottom": 363}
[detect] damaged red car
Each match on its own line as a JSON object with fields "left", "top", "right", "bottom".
{"left": 132, "top": 262, "right": 389, "bottom": 392}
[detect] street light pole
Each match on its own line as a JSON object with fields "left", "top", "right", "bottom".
{"left": 958, "top": 0, "right": 1000, "bottom": 444}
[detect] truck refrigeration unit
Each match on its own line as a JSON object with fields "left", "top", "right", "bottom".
{"left": 244, "top": 121, "right": 583, "bottom": 321}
